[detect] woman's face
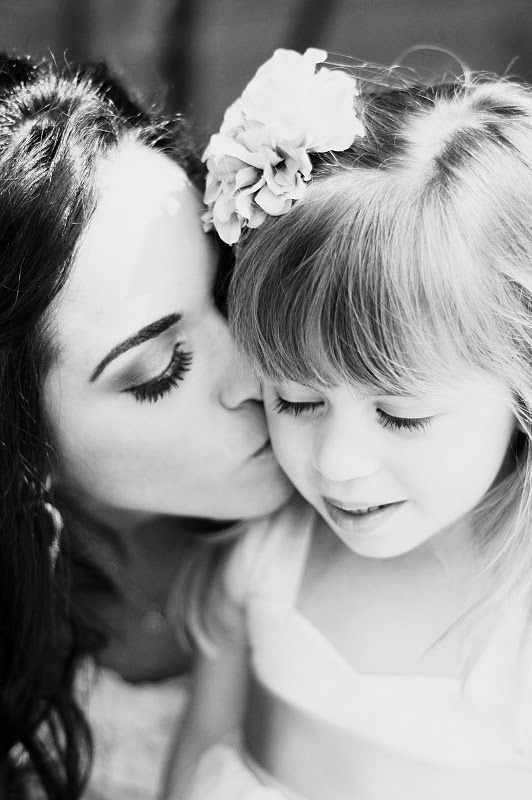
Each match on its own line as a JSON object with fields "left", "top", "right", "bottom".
{"left": 44, "top": 141, "right": 291, "bottom": 521}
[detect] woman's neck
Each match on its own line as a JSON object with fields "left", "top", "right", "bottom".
{"left": 56, "top": 488, "right": 238, "bottom": 681}
{"left": 56, "top": 485, "right": 237, "bottom": 561}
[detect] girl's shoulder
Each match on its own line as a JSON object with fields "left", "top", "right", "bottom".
{"left": 192, "top": 494, "right": 315, "bottom": 651}
{"left": 223, "top": 492, "right": 316, "bottom": 606}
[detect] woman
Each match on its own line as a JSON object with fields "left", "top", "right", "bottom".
{"left": 0, "top": 53, "right": 291, "bottom": 798}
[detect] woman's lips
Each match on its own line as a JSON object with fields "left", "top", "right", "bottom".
{"left": 251, "top": 438, "right": 272, "bottom": 458}
{"left": 323, "top": 498, "right": 406, "bottom": 536}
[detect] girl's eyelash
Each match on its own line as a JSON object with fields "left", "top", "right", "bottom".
{"left": 274, "top": 396, "right": 322, "bottom": 417}
{"left": 274, "top": 396, "right": 433, "bottom": 432}
{"left": 376, "top": 408, "right": 433, "bottom": 432}
{"left": 125, "top": 344, "right": 193, "bottom": 404}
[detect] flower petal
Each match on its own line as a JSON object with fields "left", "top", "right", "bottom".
{"left": 215, "top": 213, "right": 243, "bottom": 245}
{"left": 254, "top": 185, "right": 293, "bottom": 216}
{"left": 201, "top": 209, "right": 214, "bottom": 232}
{"left": 234, "top": 166, "right": 261, "bottom": 190}
{"left": 234, "top": 190, "right": 254, "bottom": 220}
{"left": 213, "top": 194, "right": 237, "bottom": 223}
{"left": 208, "top": 133, "right": 266, "bottom": 169}
{"left": 246, "top": 207, "right": 268, "bottom": 228}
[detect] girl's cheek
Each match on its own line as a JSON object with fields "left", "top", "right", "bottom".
{"left": 267, "top": 423, "right": 298, "bottom": 464}
{"left": 264, "top": 413, "right": 284, "bottom": 446}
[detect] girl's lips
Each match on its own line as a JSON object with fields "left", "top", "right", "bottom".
{"left": 323, "top": 498, "right": 406, "bottom": 536}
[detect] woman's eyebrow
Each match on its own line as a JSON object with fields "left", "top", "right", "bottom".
{"left": 89, "top": 312, "right": 181, "bottom": 383}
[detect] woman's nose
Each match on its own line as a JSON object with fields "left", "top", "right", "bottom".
{"left": 218, "top": 330, "right": 262, "bottom": 409}
{"left": 313, "top": 418, "right": 380, "bottom": 484}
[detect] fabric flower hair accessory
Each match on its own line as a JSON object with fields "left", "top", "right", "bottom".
{"left": 202, "top": 48, "right": 365, "bottom": 244}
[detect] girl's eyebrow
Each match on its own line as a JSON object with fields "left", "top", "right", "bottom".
{"left": 89, "top": 313, "right": 181, "bottom": 383}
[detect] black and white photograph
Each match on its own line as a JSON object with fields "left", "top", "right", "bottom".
{"left": 1, "top": 2, "right": 532, "bottom": 799}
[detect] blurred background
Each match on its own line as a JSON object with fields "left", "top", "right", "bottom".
{"left": 2, "top": 0, "right": 531, "bottom": 145}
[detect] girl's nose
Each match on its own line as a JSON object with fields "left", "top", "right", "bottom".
{"left": 313, "top": 418, "right": 380, "bottom": 484}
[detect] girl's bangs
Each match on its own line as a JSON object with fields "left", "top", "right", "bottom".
{"left": 235, "top": 171, "right": 506, "bottom": 394}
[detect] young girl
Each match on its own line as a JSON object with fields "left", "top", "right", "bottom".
{"left": 166, "top": 50, "right": 532, "bottom": 799}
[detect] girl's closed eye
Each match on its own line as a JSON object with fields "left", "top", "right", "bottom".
{"left": 274, "top": 395, "right": 324, "bottom": 417}
{"left": 124, "top": 342, "right": 193, "bottom": 403}
{"left": 376, "top": 408, "right": 434, "bottom": 432}
{"left": 274, "top": 392, "right": 435, "bottom": 432}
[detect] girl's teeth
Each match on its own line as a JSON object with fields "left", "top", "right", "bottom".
{"left": 348, "top": 505, "right": 381, "bottom": 516}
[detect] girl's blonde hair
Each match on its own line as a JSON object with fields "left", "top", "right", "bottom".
{"left": 230, "top": 76, "right": 532, "bottom": 601}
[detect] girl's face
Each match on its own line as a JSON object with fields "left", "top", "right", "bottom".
{"left": 264, "top": 371, "right": 517, "bottom": 558}
{"left": 44, "top": 142, "right": 291, "bottom": 521}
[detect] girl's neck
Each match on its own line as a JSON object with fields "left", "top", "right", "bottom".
{"left": 302, "top": 514, "right": 493, "bottom": 677}
{"left": 411, "top": 516, "right": 480, "bottom": 582}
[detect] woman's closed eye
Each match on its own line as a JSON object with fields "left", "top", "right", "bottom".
{"left": 124, "top": 343, "right": 193, "bottom": 403}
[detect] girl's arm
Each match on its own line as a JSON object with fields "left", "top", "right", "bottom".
{"left": 161, "top": 636, "right": 250, "bottom": 799}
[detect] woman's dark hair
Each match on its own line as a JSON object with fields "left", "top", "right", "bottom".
{"left": 0, "top": 53, "right": 205, "bottom": 798}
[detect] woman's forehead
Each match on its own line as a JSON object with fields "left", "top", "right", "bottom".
{"left": 96, "top": 140, "right": 191, "bottom": 210}
{"left": 49, "top": 143, "right": 214, "bottom": 374}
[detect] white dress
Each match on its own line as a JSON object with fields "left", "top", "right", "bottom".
{"left": 81, "top": 667, "right": 189, "bottom": 800}
{"left": 185, "top": 497, "right": 532, "bottom": 800}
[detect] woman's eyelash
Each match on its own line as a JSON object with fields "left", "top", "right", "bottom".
{"left": 274, "top": 397, "right": 323, "bottom": 416}
{"left": 376, "top": 408, "right": 433, "bottom": 432}
{"left": 125, "top": 344, "right": 193, "bottom": 404}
